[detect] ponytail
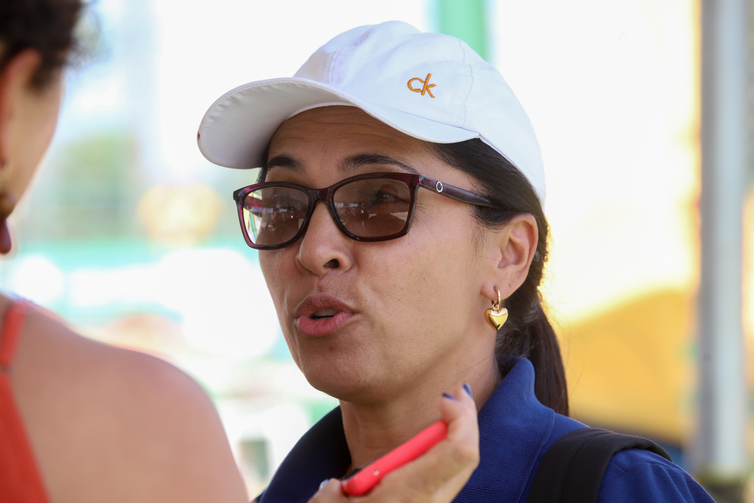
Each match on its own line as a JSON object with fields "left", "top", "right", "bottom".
{"left": 433, "top": 139, "right": 569, "bottom": 416}
{"left": 496, "top": 304, "right": 568, "bottom": 416}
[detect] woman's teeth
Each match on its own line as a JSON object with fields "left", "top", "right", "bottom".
{"left": 312, "top": 309, "right": 338, "bottom": 319}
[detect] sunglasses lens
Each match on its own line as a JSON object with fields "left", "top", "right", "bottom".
{"left": 242, "top": 187, "right": 309, "bottom": 246}
{"left": 334, "top": 178, "right": 411, "bottom": 238}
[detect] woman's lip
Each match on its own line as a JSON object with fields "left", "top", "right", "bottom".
{"left": 294, "top": 294, "right": 356, "bottom": 337}
{"left": 296, "top": 311, "right": 353, "bottom": 337}
{"left": 294, "top": 294, "right": 355, "bottom": 318}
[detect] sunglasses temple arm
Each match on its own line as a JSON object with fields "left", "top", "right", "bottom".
{"left": 418, "top": 177, "right": 495, "bottom": 208}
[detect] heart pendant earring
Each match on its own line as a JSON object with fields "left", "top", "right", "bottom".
{"left": 484, "top": 287, "right": 508, "bottom": 331}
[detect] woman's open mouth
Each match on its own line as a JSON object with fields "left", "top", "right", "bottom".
{"left": 295, "top": 295, "right": 355, "bottom": 337}
{"left": 311, "top": 309, "right": 338, "bottom": 320}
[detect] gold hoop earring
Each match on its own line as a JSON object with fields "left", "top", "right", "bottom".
{"left": 484, "top": 287, "right": 508, "bottom": 331}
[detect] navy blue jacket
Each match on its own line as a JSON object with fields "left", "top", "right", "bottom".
{"left": 257, "top": 358, "right": 713, "bottom": 502}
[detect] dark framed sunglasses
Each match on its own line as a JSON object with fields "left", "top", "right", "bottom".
{"left": 232, "top": 171, "right": 495, "bottom": 250}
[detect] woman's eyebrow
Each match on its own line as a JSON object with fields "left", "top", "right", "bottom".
{"left": 265, "top": 153, "right": 419, "bottom": 175}
{"left": 341, "top": 154, "right": 419, "bottom": 175}
{"left": 265, "top": 155, "right": 302, "bottom": 172}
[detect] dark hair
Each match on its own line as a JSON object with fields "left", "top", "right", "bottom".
{"left": 433, "top": 139, "right": 569, "bottom": 416}
{"left": 0, "top": 0, "right": 83, "bottom": 89}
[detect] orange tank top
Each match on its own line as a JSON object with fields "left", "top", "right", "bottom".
{"left": 0, "top": 299, "right": 51, "bottom": 503}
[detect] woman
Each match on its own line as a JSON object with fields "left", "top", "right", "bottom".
{"left": 0, "top": 3, "right": 477, "bottom": 502}
{"left": 198, "top": 21, "right": 714, "bottom": 502}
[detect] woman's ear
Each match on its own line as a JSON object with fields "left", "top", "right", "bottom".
{"left": 481, "top": 214, "right": 538, "bottom": 302}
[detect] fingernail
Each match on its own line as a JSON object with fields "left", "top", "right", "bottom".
{"left": 319, "top": 479, "right": 329, "bottom": 490}
{"left": 463, "top": 383, "right": 472, "bottom": 397}
{"left": 442, "top": 392, "right": 458, "bottom": 401}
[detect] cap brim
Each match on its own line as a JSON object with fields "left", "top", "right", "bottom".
{"left": 197, "top": 78, "right": 479, "bottom": 169}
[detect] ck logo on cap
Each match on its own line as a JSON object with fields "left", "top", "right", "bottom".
{"left": 407, "top": 73, "right": 436, "bottom": 98}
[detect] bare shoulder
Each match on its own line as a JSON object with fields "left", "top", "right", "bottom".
{"left": 12, "top": 300, "right": 248, "bottom": 503}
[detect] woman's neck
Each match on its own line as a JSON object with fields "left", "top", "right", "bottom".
{"left": 339, "top": 353, "right": 501, "bottom": 471}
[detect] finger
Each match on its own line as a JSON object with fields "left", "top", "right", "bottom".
{"left": 307, "top": 479, "right": 348, "bottom": 503}
{"left": 439, "top": 383, "right": 478, "bottom": 453}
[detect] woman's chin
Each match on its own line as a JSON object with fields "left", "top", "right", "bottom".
{"left": 312, "top": 377, "right": 416, "bottom": 408}
{"left": 291, "top": 339, "right": 405, "bottom": 403}
{"left": 303, "top": 372, "right": 366, "bottom": 401}
{"left": 300, "top": 367, "right": 388, "bottom": 404}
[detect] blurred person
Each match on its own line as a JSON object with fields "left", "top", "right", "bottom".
{"left": 0, "top": 2, "right": 479, "bottom": 503}
{"left": 198, "top": 21, "right": 715, "bottom": 502}
{"left": 0, "top": 2, "right": 248, "bottom": 501}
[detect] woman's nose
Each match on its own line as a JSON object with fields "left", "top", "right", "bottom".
{"left": 295, "top": 201, "right": 354, "bottom": 276}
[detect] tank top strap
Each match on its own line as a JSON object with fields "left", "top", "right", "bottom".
{"left": 0, "top": 299, "right": 34, "bottom": 371}
{"left": 0, "top": 297, "right": 50, "bottom": 503}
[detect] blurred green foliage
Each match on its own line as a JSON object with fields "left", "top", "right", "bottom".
{"left": 23, "top": 130, "right": 136, "bottom": 242}
{"left": 435, "top": 0, "right": 489, "bottom": 61}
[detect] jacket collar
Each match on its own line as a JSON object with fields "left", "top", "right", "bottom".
{"left": 456, "top": 357, "right": 555, "bottom": 502}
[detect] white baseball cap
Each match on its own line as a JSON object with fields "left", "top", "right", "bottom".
{"left": 197, "top": 20, "right": 545, "bottom": 201}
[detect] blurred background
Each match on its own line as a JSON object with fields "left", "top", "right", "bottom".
{"left": 3, "top": 0, "right": 752, "bottom": 499}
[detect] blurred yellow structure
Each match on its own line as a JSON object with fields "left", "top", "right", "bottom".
{"left": 561, "top": 288, "right": 693, "bottom": 444}
{"left": 561, "top": 188, "right": 754, "bottom": 454}
{"left": 137, "top": 182, "right": 222, "bottom": 246}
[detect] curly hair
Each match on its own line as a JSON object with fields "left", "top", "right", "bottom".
{"left": 0, "top": 0, "right": 83, "bottom": 89}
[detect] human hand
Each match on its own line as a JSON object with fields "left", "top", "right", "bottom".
{"left": 307, "top": 383, "right": 479, "bottom": 503}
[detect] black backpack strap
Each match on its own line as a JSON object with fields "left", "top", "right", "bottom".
{"left": 525, "top": 427, "right": 672, "bottom": 503}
